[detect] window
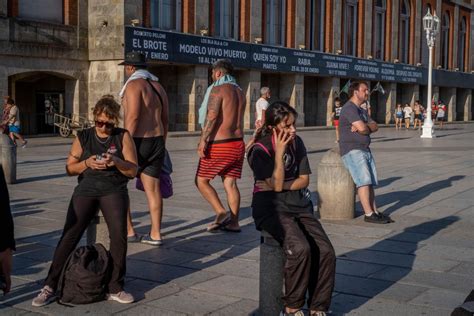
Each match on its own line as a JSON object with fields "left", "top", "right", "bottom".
{"left": 420, "top": 4, "right": 431, "bottom": 66}
{"left": 343, "top": 0, "right": 358, "bottom": 56}
{"left": 458, "top": 17, "right": 466, "bottom": 71}
{"left": 150, "top": 0, "right": 182, "bottom": 31}
{"left": 441, "top": 11, "right": 450, "bottom": 69}
{"left": 309, "top": 0, "right": 325, "bottom": 51}
{"left": 18, "top": 0, "right": 63, "bottom": 24}
{"left": 399, "top": 0, "right": 410, "bottom": 63}
{"left": 214, "top": 0, "right": 239, "bottom": 39}
{"left": 373, "top": 0, "right": 386, "bottom": 60}
{"left": 265, "top": 0, "right": 286, "bottom": 46}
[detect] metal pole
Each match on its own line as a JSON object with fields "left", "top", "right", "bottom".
{"left": 421, "top": 33, "right": 435, "bottom": 138}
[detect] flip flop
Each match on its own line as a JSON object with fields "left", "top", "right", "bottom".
{"left": 206, "top": 216, "right": 231, "bottom": 233}
{"left": 220, "top": 224, "right": 241, "bottom": 233}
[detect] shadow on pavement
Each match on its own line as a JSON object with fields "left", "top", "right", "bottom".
{"left": 16, "top": 173, "right": 67, "bottom": 183}
{"left": 330, "top": 216, "right": 459, "bottom": 315}
{"left": 376, "top": 175, "right": 465, "bottom": 216}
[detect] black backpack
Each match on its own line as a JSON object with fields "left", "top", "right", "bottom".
{"left": 57, "top": 243, "right": 111, "bottom": 305}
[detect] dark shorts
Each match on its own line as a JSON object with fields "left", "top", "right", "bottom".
{"left": 197, "top": 138, "right": 245, "bottom": 179}
{"left": 437, "top": 116, "right": 446, "bottom": 121}
{"left": 415, "top": 114, "right": 423, "bottom": 120}
{"left": 133, "top": 136, "right": 165, "bottom": 178}
{"left": 396, "top": 114, "right": 403, "bottom": 119}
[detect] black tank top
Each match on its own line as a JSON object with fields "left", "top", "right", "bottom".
{"left": 73, "top": 127, "right": 129, "bottom": 197}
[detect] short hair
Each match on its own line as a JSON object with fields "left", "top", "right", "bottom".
{"left": 415, "top": 100, "right": 421, "bottom": 104}
{"left": 5, "top": 97, "right": 15, "bottom": 105}
{"left": 211, "top": 59, "right": 234, "bottom": 75}
{"left": 348, "top": 81, "right": 368, "bottom": 97}
{"left": 260, "top": 87, "right": 270, "bottom": 96}
{"left": 93, "top": 95, "right": 121, "bottom": 125}
{"left": 334, "top": 97, "right": 341, "bottom": 103}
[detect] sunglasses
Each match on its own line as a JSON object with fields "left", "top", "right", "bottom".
{"left": 95, "top": 120, "right": 115, "bottom": 129}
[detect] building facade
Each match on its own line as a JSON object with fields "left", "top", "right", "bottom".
{"left": 0, "top": 0, "right": 473, "bottom": 135}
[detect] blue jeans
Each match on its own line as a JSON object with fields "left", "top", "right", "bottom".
{"left": 341, "top": 149, "right": 378, "bottom": 188}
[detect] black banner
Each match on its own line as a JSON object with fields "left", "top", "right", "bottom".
{"left": 125, "top": 26, "right": 474, "bottom": 88}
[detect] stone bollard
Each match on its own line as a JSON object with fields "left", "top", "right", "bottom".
{"left": 317, "top": 147, "right": 355, "bottom": 220}
{"left": 0, "top": 134, "right": 17, "bottom": 184}
{"left": 86, "top": 210, "right": 110, "bottom": 250}
{"left": 259, "top": 231, "right": 284, "bottom": 315}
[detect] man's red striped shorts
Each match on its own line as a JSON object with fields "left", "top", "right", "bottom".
{"left": 197, "top": 138, "right": 245, "bottom": 179}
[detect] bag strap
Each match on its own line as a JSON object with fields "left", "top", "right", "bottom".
{"left": 252, "top": 142, "right": 271, "bottom": 157}
{"left": 146, "top": 79, "right": 164, "bottom": 108}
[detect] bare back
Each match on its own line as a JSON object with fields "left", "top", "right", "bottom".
{"left": 122, "top": 78, "right": 169, "bottom": 138}
{"left": 209, "top": 84, "right": 246, "bottom": 141}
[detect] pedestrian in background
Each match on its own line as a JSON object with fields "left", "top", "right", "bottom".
{"left": 331, "top": 97, "right": 342, "bottom": 142}
{"left": 403, "top": 103, "right": 413, "bottom": 129}
{"left": 1, "top": 98, "right": 27, "bottom": 147}
{"left": 394, "top": 103, "right": 403, "bottom": 130}
{"left": 245, "top": 87, "right": 271, "bottom": 152}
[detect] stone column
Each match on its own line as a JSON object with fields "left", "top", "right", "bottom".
{"left": 409, "top": 84, "right": 420, "bottom": 105}
{"left": 457, "top": 89, "right": 472, "bottom": 122}
{"left": 364, "top": 0, "right": 373, "bottom": 57}
{"left": 195, "top": 0, "right": 210, "bottom": 35}
{"left": 452, "top": 5, "right": 460, "bottom": 69}
{"left": 177, "top": 65, "right": 208, "bottom": 132}
{"left": 294, "top": 0, "right": 305, "bottom": 48}
{"left": 89, "top": 61, "right": 124, "bottom": 120}
{"left": 318, "top": 77, "right": 340, "bottom": 126}
{"left": 280, "top": 74, "right": 304, "bottom": 126}
{"left": 390, "top": 0, "right": 399, "bottom": 61}
{"left": 434, "top": 0, "right": 442, "bottom": 67}
{"left": 238, "top": 70, "right": 261, "bottom": 129}
{"left": 414, "top": 0, "right": 423, "bottom": 64}
{"left": 470, "top": 10, "right": 474, "bottom": 71}
{"left": 0, "top": 0, "right": 7, "bottom": 15}
{"left": 0, "top": 66, "right": 8, "bottom": 99}
{"left": 377, "top": 82, "right": 396, "bottom": 124}
{"left": 432, "top": 86, "right": 440, "bottom": 105}
{"left": 444, "top": 87, "right": 457, "bottom": 122}
{"left": 332, "top": 1, "right": 343, "bottom": 53}
{"left": 250, "top": 0, "right": 262, "bottom": 41}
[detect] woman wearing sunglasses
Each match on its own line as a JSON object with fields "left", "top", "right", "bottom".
{"left": 32, "top": 95, "right": 138, "bottom": 307}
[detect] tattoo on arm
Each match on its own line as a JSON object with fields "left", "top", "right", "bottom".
{"left": 199, "top": 91, "right": 222, "bottom": 143}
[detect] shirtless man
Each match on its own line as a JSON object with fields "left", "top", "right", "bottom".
{"left": 196, "top": 59, "right": 246, "bottom": 232}
{"left": 413, "top": 100, "right": 423, "bottom": 130}
{"left": 120, "top": 52, "right": 169, "bottom": 245}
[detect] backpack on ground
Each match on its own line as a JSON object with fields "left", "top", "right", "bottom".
{"left": 57, "top": 243, "right": 111, "bottom": 305}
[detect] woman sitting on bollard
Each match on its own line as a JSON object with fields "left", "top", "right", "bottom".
{"left": 247, "top": 101, "right": 336, "bottom": 316}
{"left": 32, "top": 95, "right": 138, "bottom": 307}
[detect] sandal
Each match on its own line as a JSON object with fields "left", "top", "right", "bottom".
{"left": 206, "top": 216, "right": 231, "bottom": 233}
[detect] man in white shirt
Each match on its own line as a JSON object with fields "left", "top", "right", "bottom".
{"left": 245, "top": 87, "right": 271, "bottom": 151}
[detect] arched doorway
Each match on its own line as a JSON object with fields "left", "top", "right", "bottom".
{"left": 8, "top": 72, "right": 75, "bottom": 135}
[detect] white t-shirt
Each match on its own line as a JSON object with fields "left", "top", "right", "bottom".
{"left": 403, "top": 106, "right": 413, "bottom": 118}
{"left": 256, "top": 98, "right": 269, "bottom": 121}
{"left": 437, "top": 105, "right": 446, "bottom": 117}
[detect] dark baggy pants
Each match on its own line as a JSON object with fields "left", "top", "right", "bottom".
{"left": 45, "top": 193, "right": 128, "bottom": 294}
{"left": 260, "top": 211, "right": 336, "bottom": 311}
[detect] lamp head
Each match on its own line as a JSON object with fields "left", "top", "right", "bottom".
{"left": 423, "top": 8, "right": 433, "bottom": 32}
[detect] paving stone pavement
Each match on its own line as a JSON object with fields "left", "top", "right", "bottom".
{"left": 1, "top": 123, "right": 473, "bottom": 315}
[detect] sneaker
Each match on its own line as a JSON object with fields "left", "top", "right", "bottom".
{"left": 364, "top": 212, "right": 391, "bottom": 224}
{"left": 32, "top": 285, "right": 56, "bottom": 307}
{"left": 107, "top": 291, "right": 134, "bottom": 304}
{"left": 21, "top": 140, "right": 28, "bottom": 148}
{"left": 376, "top": 212, "right": 394, "bottom": 223}
{"left": 127, "top": 234, "right": 141, "bottom": 243}
{"left": 140, "top": 234, "right": 163, "bottom": 246}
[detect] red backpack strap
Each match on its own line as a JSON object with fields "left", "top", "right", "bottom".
{"left": 252, "top": 142, "right": 271, "bottom": 156}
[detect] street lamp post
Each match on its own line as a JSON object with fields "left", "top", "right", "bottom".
{"left": 421, "top": 8, "right": 440, "bottom": 138}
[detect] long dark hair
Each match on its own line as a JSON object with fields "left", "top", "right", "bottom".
{"left": 254, "top": 101, "right": 298, "bottom": 142}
